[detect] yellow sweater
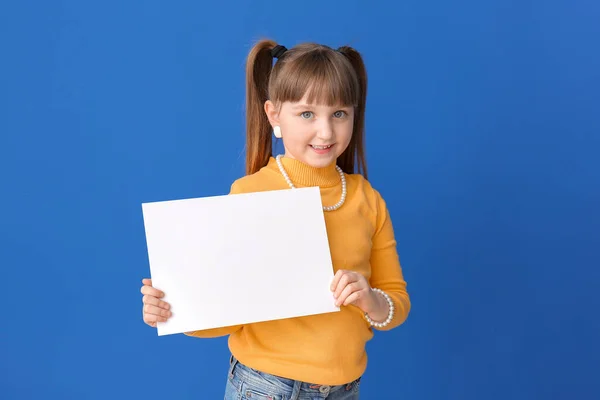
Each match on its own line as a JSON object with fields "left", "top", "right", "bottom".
{"left": 185, "top": 156, "right": 410, "bottom": 385}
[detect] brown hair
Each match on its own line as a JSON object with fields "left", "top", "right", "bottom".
{"left": 245, "top": 39, "right": 368, "bottom": 179}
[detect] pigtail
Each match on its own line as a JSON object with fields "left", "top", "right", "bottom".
{"left": 337, "top": 46, "right": 368, "bottom": 180}
{"left": 245, "top": 39, "right": 278, "bottom": 175}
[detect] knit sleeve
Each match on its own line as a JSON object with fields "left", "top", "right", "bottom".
{"left": 183, "top": 180, "right": 246, "bottom": 339}
{"left": 368, "top": 190, "right": 411, "bottom": 331}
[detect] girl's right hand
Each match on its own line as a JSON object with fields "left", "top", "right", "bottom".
{"left": 140, "top": 278, "right": 172, "bottom": 327}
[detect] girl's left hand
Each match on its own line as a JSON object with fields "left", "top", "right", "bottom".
{"left": 330, "top": 270, "right": 379, "bottom": 315}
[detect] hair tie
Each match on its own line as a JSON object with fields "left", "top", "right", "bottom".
{"left": 271, "top": 45, "right": 287, "bottom": 59}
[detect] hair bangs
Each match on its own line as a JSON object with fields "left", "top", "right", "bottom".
{"left": 272, "top": 50, "right": 360, "bottom": 108}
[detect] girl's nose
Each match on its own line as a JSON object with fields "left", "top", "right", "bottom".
{"left": 316, "top": 121, "right": 334, "bottom": 141}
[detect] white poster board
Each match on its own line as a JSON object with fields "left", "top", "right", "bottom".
{"left": 141, "top": 187, "right": 339, "bottom": 336}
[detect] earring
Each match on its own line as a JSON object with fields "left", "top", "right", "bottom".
{"left": 273, "top": 126, "right": 282, "bottom": 138}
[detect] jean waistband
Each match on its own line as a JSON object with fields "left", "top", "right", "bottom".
{"left": 228, "top": 354, "right": 360, "bottom": 396}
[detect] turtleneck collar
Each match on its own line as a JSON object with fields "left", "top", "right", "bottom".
{"left": 266, "top": 156, "right": 342, "bottom": 188}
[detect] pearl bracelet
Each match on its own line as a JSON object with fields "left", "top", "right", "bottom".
{"left": 364, "top": 288, "right": 395, "bottom": 328}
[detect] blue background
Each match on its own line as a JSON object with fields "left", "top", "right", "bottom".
{"left": 1, "top": 1, "right": 599, "bottom": 399}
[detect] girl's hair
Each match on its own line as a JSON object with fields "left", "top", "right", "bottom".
{"left": 245, "top": 38, "right": 368, "bottom": 179}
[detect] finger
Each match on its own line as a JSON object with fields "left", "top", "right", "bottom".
{"left": 330, "top": 270, "right": 344, "bottom": 291}
{"left": 330, "top": 270, "right": 353, "bottom": 292}
{"left": 140, "top": 284, "right": 164, "bottom": 298}
{"left": 144, "top": 304, "right": 172, "bottom": 318}
{"left": 332, "top": 271, "right": 350, "bottom": 297}
{"left": 143, "top": 311, "right": 168, "bottom": 323}
{"left": 143, "top": 313, "right": 168, "bottom": 325}
{"left": 142, "top": 278, "right": 152, "bottom": 286}
{"left": 334, "top": 272, "right": 357, "bottom": 299}
{"left": 335, "top": 282, "right": 359, "bottom": 306}
{"left": 142, "top": 295, "right": 171, "bottom": 310}
{"left": 342, "top": 290, "right": 364, "bottom": 306}
{"left": 143, "top": 304, "right": 172, "bottom": 318}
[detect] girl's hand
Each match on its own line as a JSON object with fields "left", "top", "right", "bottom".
{"left": 140, "top": 278, "right": 172, "bottom": 327}
{"left": 331, "top": 270, "right": 389, "bottom": 320}
{"left": 330, "top": 270, "right": 384, "bottom": 316}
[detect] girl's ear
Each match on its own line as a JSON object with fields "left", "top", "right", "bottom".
{"left": 264, "top": 100, "right": 280, "bottom": 128}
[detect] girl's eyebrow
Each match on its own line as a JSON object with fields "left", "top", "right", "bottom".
{"left": 291, "top": 104, "right": 349, "bottom": 109}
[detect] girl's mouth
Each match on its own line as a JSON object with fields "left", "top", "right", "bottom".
{"left": 310, "top": 144, "right": 334, "bottom": 154}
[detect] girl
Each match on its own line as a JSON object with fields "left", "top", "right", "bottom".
{"left": 140, "top": 39, "right": 411, "bottom": 399}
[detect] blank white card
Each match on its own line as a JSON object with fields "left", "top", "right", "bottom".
{"left": 141, "top": 187, "right": 340, "bottom": 336}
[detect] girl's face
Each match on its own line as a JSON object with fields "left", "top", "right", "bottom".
{"left": 265, "top": 93, "right": 354, "bottom": 169}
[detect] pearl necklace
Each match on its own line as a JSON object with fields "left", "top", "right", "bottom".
{"left": 275, "top": 154, "right": 347, "bottom": 212}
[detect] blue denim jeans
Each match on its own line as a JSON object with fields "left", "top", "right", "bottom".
{"left": 224, "top": 355, "right": 361, "bottom": 400}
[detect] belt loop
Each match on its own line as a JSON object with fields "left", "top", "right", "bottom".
{"left": 289, "top": 380, "right": 302, "bottom": 400}
{"left": 228, "top": 354, "right": 239, "bottom": 378}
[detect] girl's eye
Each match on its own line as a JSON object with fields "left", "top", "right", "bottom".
{"left": 334, "top": 110, "right": 347, "bottom": 118}
{"left": 300, "top": 111, "right": 313, "bottom": 119}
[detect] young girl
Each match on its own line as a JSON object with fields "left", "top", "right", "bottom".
{"left": 140, "top": 39, "right": 410, "bottom": 399}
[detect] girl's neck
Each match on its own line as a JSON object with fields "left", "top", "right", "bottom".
{"left": 268, "top": 155, "right": 341, "bottom": 188}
